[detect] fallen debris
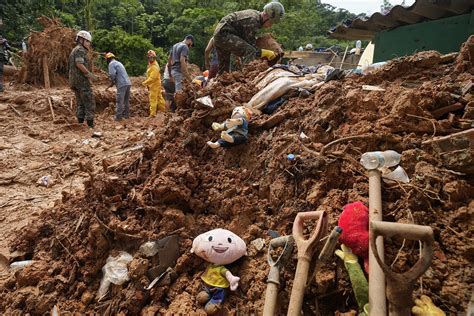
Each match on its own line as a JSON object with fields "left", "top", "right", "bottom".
{"left": 1, "top": 38, "right": 473, "bottom": 315}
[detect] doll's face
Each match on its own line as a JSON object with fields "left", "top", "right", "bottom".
{"left": 232, "top": 107, "right": 250, "bottom": 120}
{"left": 191, "top": 229, "right": 247, "bottom": 265}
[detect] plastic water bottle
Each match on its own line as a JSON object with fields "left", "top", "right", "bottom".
{"left": 360, "top": 150, "right": 401, "bottom": 170}
{"left": 355, "top": 40, "right": 362, "bottom": 55}
{"left": 382, "top": 150, "right": 402, "bottom": 167}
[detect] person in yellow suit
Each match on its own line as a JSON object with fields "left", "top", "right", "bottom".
{"left": 142, "top": 50, "right": 165, "bottom": 116}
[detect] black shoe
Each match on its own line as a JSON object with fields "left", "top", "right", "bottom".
{"left": 87, "top": 119, "right": 94, "bottom": 128}
{"left": 78, "top": 117, "right": 84, "bottom": 124}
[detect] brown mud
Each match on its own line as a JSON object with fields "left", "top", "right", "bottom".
{"left": 0, "top": 38, "right": 473, "bottom": 315}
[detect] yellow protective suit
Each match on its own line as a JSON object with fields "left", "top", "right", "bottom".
{"left": 142, "top": 60, "right": 165, "bottom": 116}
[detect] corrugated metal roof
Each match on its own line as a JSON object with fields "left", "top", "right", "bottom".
{"left": 328, "top": 0, "right": 474, "bottom": 40}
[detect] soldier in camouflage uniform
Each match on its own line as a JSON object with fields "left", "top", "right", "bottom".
{"left": 213, "top": 2, "right": 284, "bottom": 75}
{"left": 68, "top": 30, "right": 97, "bottom": 128}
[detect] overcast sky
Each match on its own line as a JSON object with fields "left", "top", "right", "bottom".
{"left": 321, "top": 0, "right": 416, "bottom": 15}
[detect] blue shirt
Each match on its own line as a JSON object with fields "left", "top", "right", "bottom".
{"left": 228, "top": 117, "right": 248, "bottom": 138}
{"left": 171, "top": 42, "right": 189, "bottom": 71}
{"left": 108, "top": 59, "right": 131, "bottom": 89}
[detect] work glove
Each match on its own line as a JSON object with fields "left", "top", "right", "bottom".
{"left": 86, "top": 72, "right": 98, "bottom": 81}
{"left": 335, "top": 244, "right": 368, "bottom": 314}
{"left": 412, "top": 295, "right": 445, "bottom": 316}
{"left": 211, "top": 122, "right": 224, "bottom": 131}
{"left": 260, "top": 49, "right": 277, "bottom": 61}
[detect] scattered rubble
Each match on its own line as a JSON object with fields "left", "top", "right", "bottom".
{"left": 0, "top": 37, "right": 472, "bottom": 315}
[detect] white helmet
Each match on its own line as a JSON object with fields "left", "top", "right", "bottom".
{"left": 76, "top": 30, "right": 92, "bottom": 42}
{"left": 263, "top": 1, "right": 285, "bottom": 24}
{"left": 305, "top": 43, "right": 313, "bottom": 50}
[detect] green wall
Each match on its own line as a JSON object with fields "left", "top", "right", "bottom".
{"left": 373, "top": 11, "right": 474, "bottom": 62}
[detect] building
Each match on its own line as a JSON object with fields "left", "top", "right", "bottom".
{"left": 328, "top": 0, "right": 474, "bottom": 63}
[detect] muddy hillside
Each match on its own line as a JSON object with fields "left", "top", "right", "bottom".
{"left": 0, "top": 37, "right": 473, "bottom": 315}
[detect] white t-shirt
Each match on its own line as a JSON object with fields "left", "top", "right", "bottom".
{"left": 163, "top": 64, "right": 170, "bottom": 80}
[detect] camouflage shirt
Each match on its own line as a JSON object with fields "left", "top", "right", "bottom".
{"left": 68, "top": 44, "right": 91, "bottom": 88}
{"left": 214, "top": 9, "right": 262, "bottom": 47}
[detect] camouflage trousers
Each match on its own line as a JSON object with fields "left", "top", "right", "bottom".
{"left": 72, "top": 86, "right": 95, "bottom": 121}
{"left": 214, "top": 31, "right": 258, "bottom": 74}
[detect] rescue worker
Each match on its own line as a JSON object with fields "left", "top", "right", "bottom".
{"left": 204, "top": 37, "right": 219, "bottom": 79}
{"left": 169, "top": 35, "right": 194, "bottom": 92}
{"left": 142, "top": 50, "right": 165, "bottom": 116}
{"left": 68, "top": 30, "right": 97, "bottom": 128}
{"left": 0, "top": 34, "right": 11, "bottom": 93}
{"left": 162, "top": 62, "right": 175, "bottom": 112}
{"left": 212, "top": 2, "right": 284, "bottom": 75}
{"left": 105, "top": 52, "right": 131, "bottom": 121}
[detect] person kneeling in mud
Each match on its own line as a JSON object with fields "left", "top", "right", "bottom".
{"left": 207, "top": 106, "right": 251, "bottom": 149}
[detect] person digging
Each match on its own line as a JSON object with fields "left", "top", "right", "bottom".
{"left": 207, "top": 106, "right": 251, "bottom": 149}
{"left": 212, "top": 1, "right": 285, "bottom": 74}
{"left": 105, "top": 52, "right": 132, "bottom": 121}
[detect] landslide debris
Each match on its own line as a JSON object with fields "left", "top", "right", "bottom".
{"left": 1, "top": 40, "right": 473, "bottom": 315}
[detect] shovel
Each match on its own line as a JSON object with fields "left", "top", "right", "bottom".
{"left": 263, "top": 235, "right": 294, "bottom": 316}
{"left": 287, "top": 211, "right": 328, "bottom": 316}
{"left": 370, "top": 221, "right": 434, "bottom": 316}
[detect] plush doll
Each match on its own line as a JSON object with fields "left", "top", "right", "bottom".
{"left": 191, "top": 228, "right": 247, "bottom": 315}
{"left": 338, "top": 201, "right": 369, "bottom": 273}
{"left": 207, "top": 106, "right": 251, "bottom": 149}
{"left": 336, "top": 244, "right": 369, "bottom": 315}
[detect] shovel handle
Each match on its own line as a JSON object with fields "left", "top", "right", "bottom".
{"left": 268, "top": 236, "right": 294, "bottom": 267}
{"left": 292, "top": 211, "right": 328, "bottom": 260}
{"left": 370, "top": 221, "right": 434, "bottom": 281}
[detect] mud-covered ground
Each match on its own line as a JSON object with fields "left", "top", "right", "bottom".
{"left": 0, "top": 38, "right": 473, "bottom": 315}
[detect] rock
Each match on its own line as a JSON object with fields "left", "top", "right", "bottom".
{"left": 248, "top": 238, "right": 265, "bottom": 256}
{"left": 16, "top": 262, "right": 49, "bottom": 287}
{"left": 250, "top": 238, "right": 265, "bottom": 251}
{"left": 129, "top": 258, "right": 149, "bottom": 279}
{"left": 81, "top": 291, "right": 94, "bottom": 306}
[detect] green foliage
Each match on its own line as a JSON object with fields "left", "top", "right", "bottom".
{"left": 1, "top": 0, "right": 359, "bottom": 70}
{"left": 93, "top": 27, "right": 166, "bottom": 76}
{"left": 164, "top": 7, "right": 223, "bottom": 66}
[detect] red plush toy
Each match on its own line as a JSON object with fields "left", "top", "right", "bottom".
{"left": 338, "top": 201, "right": 369, "bottom": 273}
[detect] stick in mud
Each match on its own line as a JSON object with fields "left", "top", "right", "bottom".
{"left": 9, "top": 104, "right": 22, "bottom": 117}
{"left": 48, "top": 97, "right": 55, "bottom": 121}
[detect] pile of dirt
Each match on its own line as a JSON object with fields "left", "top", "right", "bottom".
{"left": 1, "top": 39, "right": 473, "bottom": 315}
{"left": 18, "top": 16, "right": 97, "bottom": 88}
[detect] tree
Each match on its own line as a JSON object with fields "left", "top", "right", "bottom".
{"left": 93, "top": 27, "right": 167, "bottom": 76}
{"left": 380, "top": 0, "right": 393, "bottom": 14}
{"left": 164, "top": 7, "right": 224, "bottom": 67}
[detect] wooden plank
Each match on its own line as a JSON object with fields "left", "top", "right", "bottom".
{"left": 431, "top": 103, "right": 465, "bottom": 119}
{"left": 339, "top": 46, "right": 349, "bottom": 70}
{"left": 42, "top": 55, "right": 50, "bottom": 89}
